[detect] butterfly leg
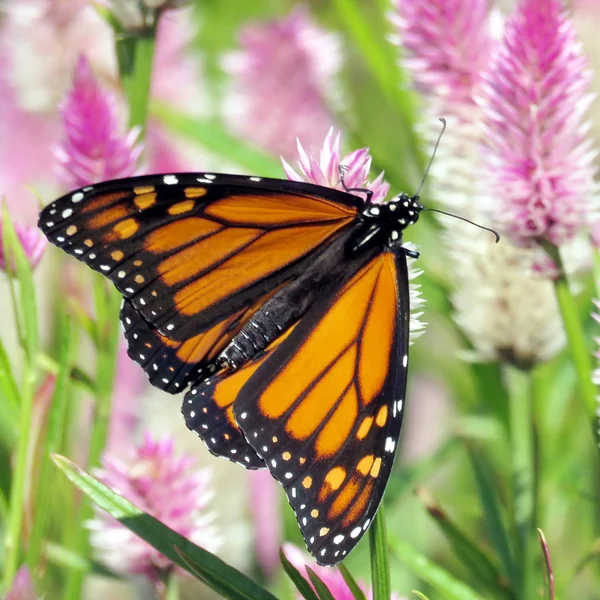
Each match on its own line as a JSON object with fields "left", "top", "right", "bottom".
{"left": 338, "top": 165, "right": 373, "bottom": 204}
{"left": 403, "top": 247, "right": 420, "bottom": 259}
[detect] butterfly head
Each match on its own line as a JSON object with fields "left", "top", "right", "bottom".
{"left": 388, "top": 193, "right": 422, "bottom": 227}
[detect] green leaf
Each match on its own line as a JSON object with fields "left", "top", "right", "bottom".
{"left": 466, "top": 445, "right": 518, "bottom": 588}
{"left": 388, "top": 534, "right": 481, "bottom": 600}
{"left": 52, "top": 454, "right": 278, "bottom": 600}
{"left": 338, "top": 563, "right": 368, "bottom": 600}
{"left": 537, "top": 529, "right": 554, "bottom": 600}
{"left": 330, "top": 0, "right": 422, "bottom": 167}
{"left": 1, "top": 203, "right": 38, "bottom": 364}
{"left": 280, "top": 549, "right": 319, "bottom": 600}
{"left": 152, "top": 102, "right": 282, "bottom": 177}
{"left": 416, "top": 488, "right": 510, "bottom": 599}
{"left": 306, "top": 567, "right": 336, "bottom": 600}
{"left": 369, "top": 508, "right": 391, "bottom": 600}
{"left": 27, "top": 311, "right": 77, "bottom": 567}
{"left": 0, "top": 334, "right": 18, "bottom": 446}
{"left": 45, "top": 542, "right": 120, "bottom": 579}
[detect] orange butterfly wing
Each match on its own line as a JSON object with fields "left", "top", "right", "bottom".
{"left": 185, "top": 250, "right": 409, "bottom": 564}
{"left": 39, "top": 174, "right": 359, "bottom": 341}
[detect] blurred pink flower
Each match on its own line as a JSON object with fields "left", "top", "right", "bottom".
{"left": 281, "top": 128, "right": 389, "bottom": 204}
{"left": 390, "top": 0, "right": 493, "bottom": 113}
{"left": 282, "top": 129, "right": 425, "bottom": 340}
{"left": 0, "top": 219, "right": 47, "bottom": 272}
{"left": 389, "top": 0, "right": 495, "bottom": 212}
{"left": 107, "top": 342, "right": 149, "bottom": 454}
{"left": 88, "top": 432, "right": 220, "bottom": 583}
{"left": 0, "top": 1, "right": 205, "bottom": 207}
{"left": 283, "top": 543, "right": 405, "bottom": 600}
{"left": 222, "top": 7, "right": 342, "bottom": 159}
{"left": 5, "top": 566, "right": 38, "bottom": 600}
{"left": 248, "top": 470, "right": 281, "bottom": 578}
{"left": 480, "top": 0, "right": 598, "bottom": 247}
{"left": 54, "top": 56, "right": 142, "bottom": 188}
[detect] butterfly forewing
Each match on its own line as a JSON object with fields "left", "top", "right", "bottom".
{"left": 38, "top": 174, "right": 359, "bottom": 341}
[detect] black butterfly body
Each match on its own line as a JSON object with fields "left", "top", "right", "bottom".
{"left": 38, "top": 172, "right": 422, "bottom": 565}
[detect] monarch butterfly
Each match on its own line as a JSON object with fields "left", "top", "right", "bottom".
{"left": 37, "top": 126, "right": 497, "bottom": 565}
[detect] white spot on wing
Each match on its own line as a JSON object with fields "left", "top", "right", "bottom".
{"left": 350, "top": 526, "right": 362, "bottom": 538}
{"left": 62, "top": 208, "right": 73, "bottom": 218}
{"left": 385, "top": 437, "right": 395, "bottom": 453}
{"left": 72, "top": 192, "right": 84, "bottom": 203}
{"left": 163, "top": 175, "right": 178, "bottom": 185}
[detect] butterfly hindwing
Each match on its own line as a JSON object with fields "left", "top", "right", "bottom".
{"left": 39, "top": 173, "right": 360, "bottom": 341}
{"left": 187, "top": 249, "right": 409, "bottom": 565}
{"left": 181, "top": 327, "right": 298, "bottom": 470}
{"left": 236, "top": 250, "right": 409, "bottom": 564}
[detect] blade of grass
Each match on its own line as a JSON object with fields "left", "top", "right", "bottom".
{"left": 27, "top": 311, "right": 77, "bottom": 567}
{"left": 465, "top": 445, "right": 518, "bottom": 589}
{"left": 415, "top": 488, "right": 511, "bottom": 599}
{"left": 507, "top": 366, "right": 536, "bottom": 599}
{"left": 330, "top": 0, "right": 422, "bottom": 168}
{"left": 2, "top": 208, "right": 39, "bottom": 589}
{"left": 369, "top": 506, "right": 391, "bottom": 600}
{"left": 280, "top": 549, "right": 320, "bottom": 600}
{"left": 339, "top": 563, "right": 368, "bottom": 600}
{"left": 542, "top": 242, "right": 599, "bottom": 449}
{"left": 0, "top": 336, "right": 18, "bottom": 447}
{"left": 64, "top": 280, "right": 120, "bottom": 600}
{"left": 537, "top": 530, "right": 554, "bottom": 600}
{"left": 413, "top": 593, "right": 431, "bottom": 600}
{"left": 1, "top": 205, "right": 38, "bottom": 363}
{"left": 388, "top": 534, "right": 480, "bottom": 600}
{"left": 53, "top": 454, "right": 279, "bottom": 600}
{"left": 152, "top": 103, "right": 282, "bottom": 177}
{"left": 306, "top": 568, "right": 336, "bottom": 600}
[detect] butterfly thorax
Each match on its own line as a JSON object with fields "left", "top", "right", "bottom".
{"left": 346, "top": 193, "right": 422, "bottom": 256}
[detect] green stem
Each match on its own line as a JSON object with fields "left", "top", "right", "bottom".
{"left": 164, "top": 570, "right": 180, "bottom": 600}
{"left": 506, "top": 366, "right": 536, "bottom": 598}
{"left": 543, "top": 242, "right": 600, "bottom": 449}
{"left": 63, "top": 283, "right": 120, "bottom": 600}
{"left": 3, "top": 360, "right": 35, "bottom": 589}
{"left": 369, "top": 506, "right": 391, "bottom": 600}
{"left": 117, "top": 25, "right": 157, "bottom": 133}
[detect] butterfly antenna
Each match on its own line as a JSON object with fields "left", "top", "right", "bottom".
{"left": 421, "top": 207, "right": 500, "bottom": 242}
{"left": 414, "top": 117, "right": 447, "bottom": 199}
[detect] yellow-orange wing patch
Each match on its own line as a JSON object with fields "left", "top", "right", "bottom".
{"left": 231, "top": 251, "right": 410, "bottom": 565}
{"left": 38, "top": 174, "right": 358, "bottom": 342}
{"left": 182, "top": 325, "right": 298, "bottom": 469}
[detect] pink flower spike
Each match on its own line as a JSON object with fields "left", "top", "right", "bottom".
{"left": 55, "top": 56, "right": 142, "bottom": 189}
{"left": 222, "top": 7, "right": 342, "bottom": 159}
{"left": 6, "top": 566, "right": 38, "bottom": 600}
{"left": 0, "top": 218, "right": 47, "bottom": 272}
{"left": 283, "top": 543, "right": 406, "bottom": 600}
{"left": 390, "top": 0, "right": 494, "bottom": 112}
{"left": 480, "top": 0, "right": 598, "bottom": 248}
{"left": 88, "top": 431, "right": 220, "bottom": 584}
{"left": 281, "top": 128, "right": 390, "bottom": 204}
